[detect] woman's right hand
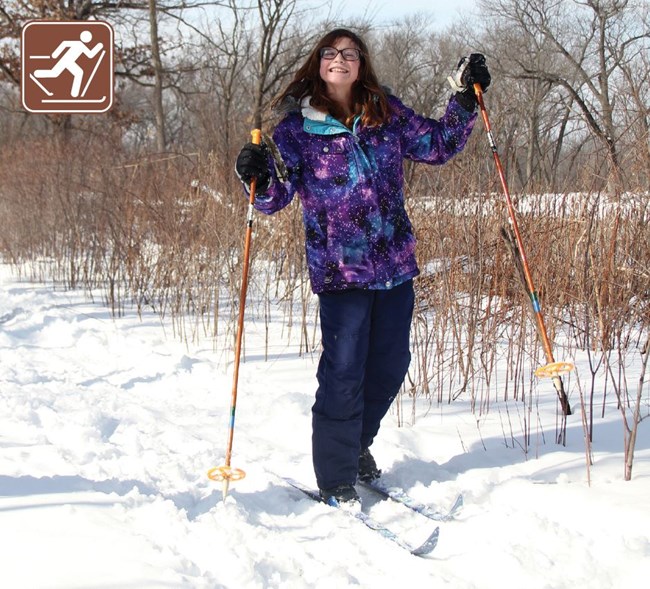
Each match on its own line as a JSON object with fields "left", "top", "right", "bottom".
{"left": 235, "top": 143, "right": 271, "bottom": 193}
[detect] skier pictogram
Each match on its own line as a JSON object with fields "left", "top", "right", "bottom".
{"left": 21, "top": 21, "right": 113, "bottom": 114}
{"left": 32, "top": 30, "right": 104, "bottom": 98}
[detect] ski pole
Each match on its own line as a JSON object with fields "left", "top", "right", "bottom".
{"left": 208, "top": 128, "right": 263, "bottom": 499}
{"left": 473, "top": 83, "right": 573, "bottom": 416}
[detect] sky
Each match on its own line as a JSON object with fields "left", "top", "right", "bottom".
{"left": 341, "top": 0, "right": 478, "bottom": 27}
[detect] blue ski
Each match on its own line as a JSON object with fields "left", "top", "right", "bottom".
{"left": 281, "top": 476, "right": 439, "bottom": 556}
{"left": 359, "top": 478, "right": 463, "bottom": 522}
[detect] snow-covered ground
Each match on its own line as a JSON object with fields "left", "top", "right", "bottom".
{"left": 1, "top": 262, "right": 648, "bottom": 588}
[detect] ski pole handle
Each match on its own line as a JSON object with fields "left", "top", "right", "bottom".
{"left": 247, "top": 128, "right": 262, "bottom": 210}
{"left": 247, "top": 128, "right": 262, "bottom": 206}
{"left": 473, "top": 82, "right": 484, "bottom": 104}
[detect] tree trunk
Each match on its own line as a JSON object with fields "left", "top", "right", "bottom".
{"left": 148, "top": 0, "right": 166, "bottom": 152}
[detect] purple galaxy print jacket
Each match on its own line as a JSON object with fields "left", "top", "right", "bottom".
{"left": 254, "top": 94, "right": 477, "bottom": 294}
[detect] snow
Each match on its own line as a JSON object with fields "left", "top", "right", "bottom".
{"left": 1, "top": 261, "right": 649, "bottom": 588}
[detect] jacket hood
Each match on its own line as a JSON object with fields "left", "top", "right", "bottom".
{"left": 274, "top": 94, "right": 301, "bottom": 116}
{"left": 274, "top": 87, "right": 393, "bottom": 118}
{"left": 274, "top": 95, "right": 327, "bottom": 121}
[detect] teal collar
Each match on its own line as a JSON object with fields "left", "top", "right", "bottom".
{"left": 301, "top": 96, "right": 360, "bottom": 136}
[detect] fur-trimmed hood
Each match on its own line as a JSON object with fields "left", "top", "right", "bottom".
{"left": 274, "top": 87, "right": 393, "bottom": 120}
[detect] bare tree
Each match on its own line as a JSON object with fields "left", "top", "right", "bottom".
{"left": 478, "top": 0, "right": 650, "bottom": 192}
{"left": 148, "top": 0, "right": 166, "bottom": 151}
{"left": 253, "top": 0, "right": 305, "bottom": 129}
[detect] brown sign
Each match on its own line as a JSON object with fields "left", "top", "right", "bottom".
{"left": 21, "top": 20, "right": 114, "bottom": 114}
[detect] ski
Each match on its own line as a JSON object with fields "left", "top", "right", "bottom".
{"left": 359, "top": 478, "right": 463, "bottom": 522}
{"left": 281, "top": 476, "right": 439, "bottom": 557}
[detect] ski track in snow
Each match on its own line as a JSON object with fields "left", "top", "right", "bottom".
{"left": 1, "top": 264, "right": 649, "bottom": 588}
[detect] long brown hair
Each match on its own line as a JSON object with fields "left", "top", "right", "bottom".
{"left": 272, "top": 28, "right": 391, "bottom": 127}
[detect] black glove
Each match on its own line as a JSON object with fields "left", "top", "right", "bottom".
{"left": 235, "top": 143, "right": 271, "bottom": 194}
{"left": 448, "top": 53, "right": 491, "bottom": 111}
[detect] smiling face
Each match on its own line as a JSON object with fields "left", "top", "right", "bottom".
{"left": 318, "top": 37, "right": 361, "bottom": 98}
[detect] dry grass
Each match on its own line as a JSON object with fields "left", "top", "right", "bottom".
{"left": 1, "top": 135, "right": 648, "bottom": 451}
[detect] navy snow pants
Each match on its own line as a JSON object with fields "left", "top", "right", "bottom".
{"left": 312, "top": 279, "right": 414, "bottom": 490}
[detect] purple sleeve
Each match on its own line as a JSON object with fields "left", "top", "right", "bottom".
{"left": 391, "top": 95, "right": 477, "bottom": 165}
{"left": 252, "top": 117, "right": 302, "bottom": 215}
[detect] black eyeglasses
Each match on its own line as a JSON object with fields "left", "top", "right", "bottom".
{"left": 319, "top": 46, "right": 362, "bottom": 62}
